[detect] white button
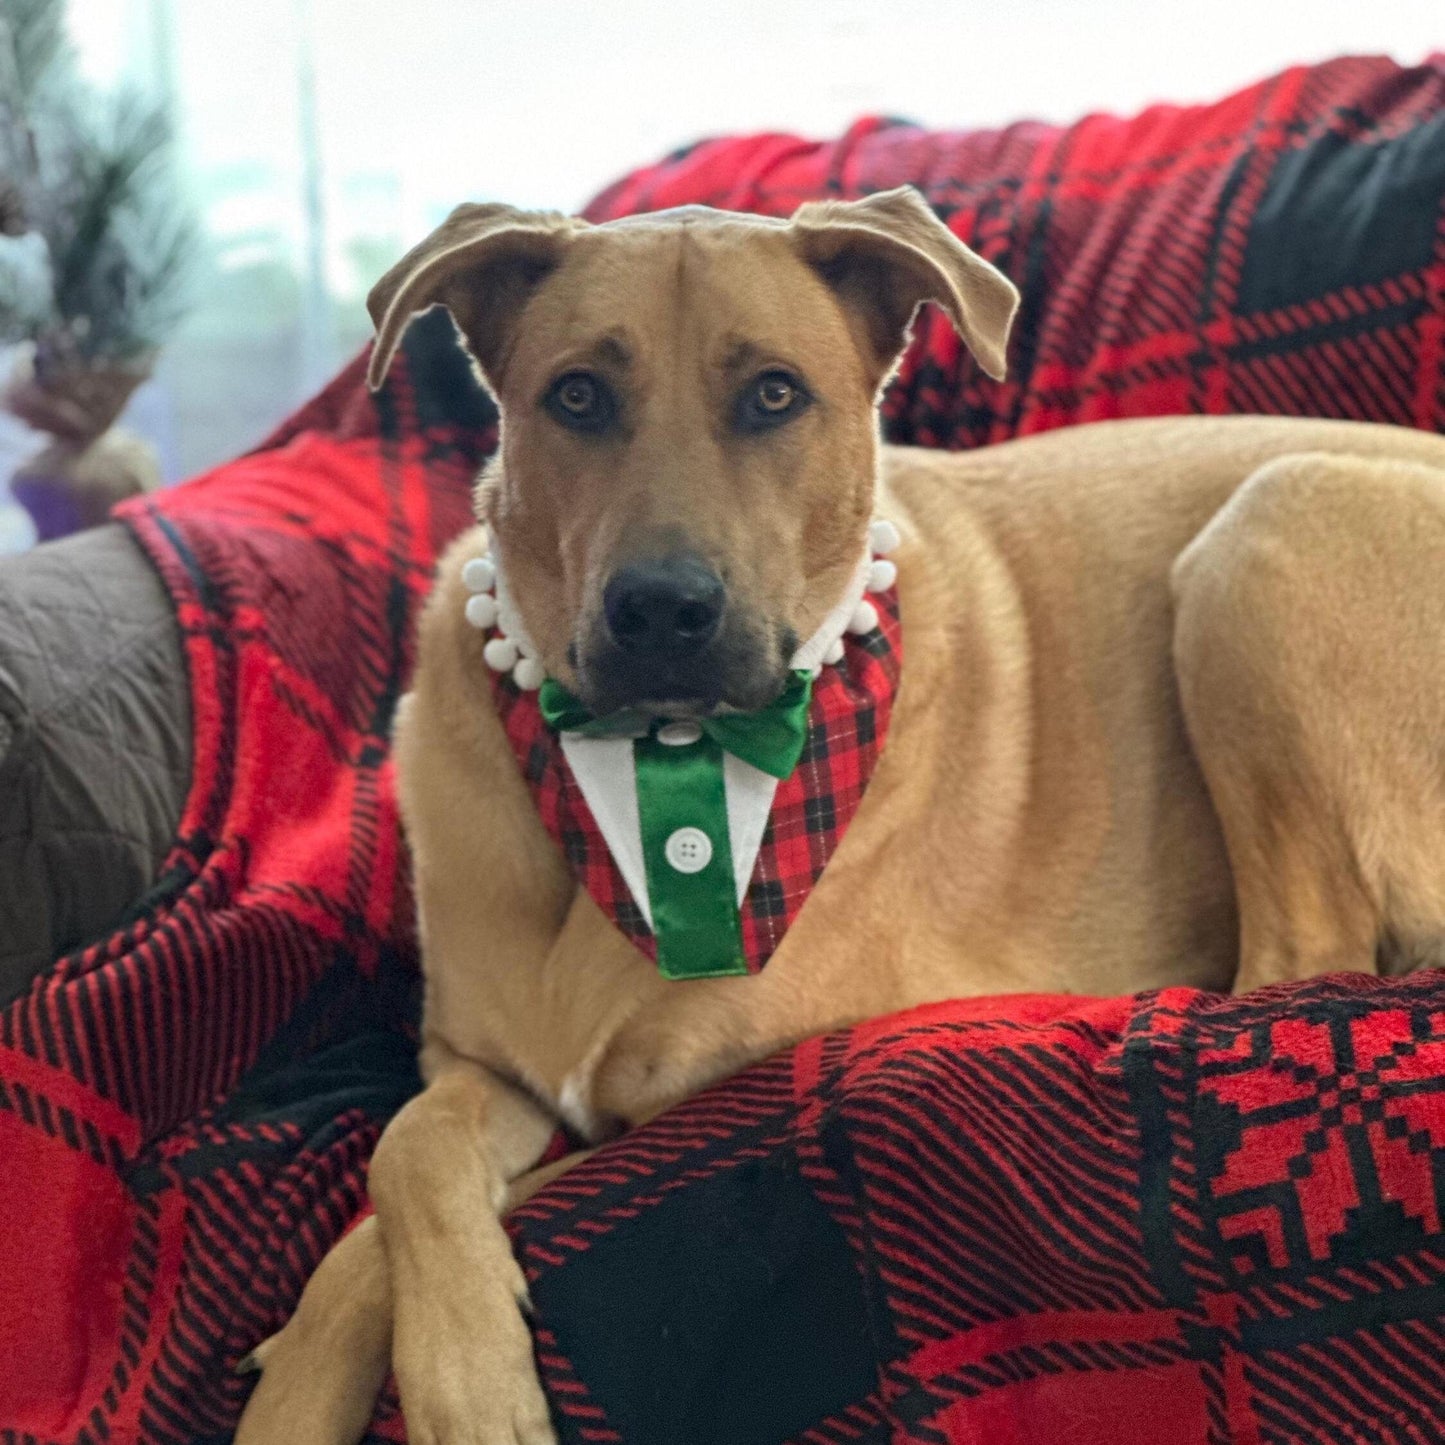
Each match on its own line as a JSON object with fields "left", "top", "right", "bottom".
{"left": 664, "top": 827, "right": 713, "bottom": 874}
{"left": 657, "top": 720, "right": 704, "bottom": 746}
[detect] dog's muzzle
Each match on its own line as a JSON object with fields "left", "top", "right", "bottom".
{"left": 581, "top": 554, "right": 781, "bottom": 715}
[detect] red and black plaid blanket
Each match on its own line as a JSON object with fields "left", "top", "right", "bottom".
{"left": 4, "top": 52, "right": 1445, "bottom": 1445}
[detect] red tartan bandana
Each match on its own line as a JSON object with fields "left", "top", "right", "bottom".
{"left": 486, "top": 588, "right": 901, "bottom": 974}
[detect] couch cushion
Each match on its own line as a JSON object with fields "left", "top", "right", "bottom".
{"left": 0, "top": 524, "right": 189, "bottom": 1001}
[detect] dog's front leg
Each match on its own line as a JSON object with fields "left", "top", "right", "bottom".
{"left": 235, "top": 1213, "right": 393, "bottom": 1445}
{"left": 370, "top": 1038, "right": 559, "bottom": 1445}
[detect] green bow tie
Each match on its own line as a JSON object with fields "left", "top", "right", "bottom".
{"left": 536, "top": 668, "right": 816, "bottom": 982}
{"left": 538, "top": 669, "right": 815, "bottom": 781}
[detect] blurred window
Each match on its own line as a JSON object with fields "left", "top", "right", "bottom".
{"left": 62, "top": 0, "right": 1442, "bottom": 481}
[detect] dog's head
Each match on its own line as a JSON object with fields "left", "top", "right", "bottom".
{"left": 368, "top": 188, "right": 1017, "bottom": 716}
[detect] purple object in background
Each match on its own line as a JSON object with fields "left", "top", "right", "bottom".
{"left": 11, "top": 473, "right": 83, "bottom": 542}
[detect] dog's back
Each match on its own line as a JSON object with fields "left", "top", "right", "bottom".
{"left": 874, "top": 414, "right": 1445, "bottom": 995}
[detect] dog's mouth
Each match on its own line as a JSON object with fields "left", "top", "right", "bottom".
{"left": 572, "top": 618, "right": 795, "bottom": 722}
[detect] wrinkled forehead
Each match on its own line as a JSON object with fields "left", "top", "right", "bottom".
{"left": 501, "top": 216, "right": 858, "bottom": 390}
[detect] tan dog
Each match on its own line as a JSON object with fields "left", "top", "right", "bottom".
{"left": 236, "top": 189, "right": 1445, "bottom": 1444}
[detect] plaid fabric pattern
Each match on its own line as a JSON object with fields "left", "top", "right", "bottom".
{"left": 2, "top": 53, "right": 1445, "bottom": 1445}
{"left": 585, "top": 54, "right": 1445, "bottom": 447}
{"left": 0, "top": 309, "right": 491, "bottom": 1445}
{"left": 488, "top": 593, "right": 901, "bottom": 973}
{"left": 512, "top": 974, "right": 1445, "bottom": 1445}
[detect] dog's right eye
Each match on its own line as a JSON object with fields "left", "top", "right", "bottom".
{"left": 545, "top": 372, "right": 616, "bottom": 433}
{"left": 736, "top": 369, "right": 811, "bottom": 433}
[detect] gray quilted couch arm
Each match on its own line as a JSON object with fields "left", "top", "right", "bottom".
{"left": 0, "top": 524, "right": 190, "bottom": 1004}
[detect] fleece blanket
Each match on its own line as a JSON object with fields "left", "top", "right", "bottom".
{"left": 3, "top": 52, "right": 1445, "bottom": 1445}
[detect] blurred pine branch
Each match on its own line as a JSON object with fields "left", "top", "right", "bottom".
{"left": 0, "top": 0, "right": 195, "bottom": 367}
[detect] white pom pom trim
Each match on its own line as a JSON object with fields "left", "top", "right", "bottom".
{"left": 464, "top": 593, "right": 499, "bottom": 630}
{"left": 462, "top": 556, "right": 496, "bottom": 594}
{"left": 866, "top": 558, "right": 897, "bottom": 593}
{"left": 847, "top": 599, "right": 879, "bottom": 636}
{"left": 822, "top": 637, "right": 845, "bottom": 665}
{"left": 869, "top": 519, "right": 901, "bottom": 556}
{"left": 462, "top": 545, "right": 549, "bottom": 686}
{"left": 483, "top": 636, "right": 520, "bottom": 672}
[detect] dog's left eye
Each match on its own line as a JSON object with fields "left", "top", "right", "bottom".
{"left": 757, "top": 375, "right": 796, "bottom": 411}
{"left": 545, "top": 371, "right": 616, "bottom": 433}
{"left": 738, "top": 371, "right": 809, "bottom": 432}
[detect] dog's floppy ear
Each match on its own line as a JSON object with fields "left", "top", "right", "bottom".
{"left": 366, "top": 202, "right": 583, "bottom": 391}
{"left": 791, "top": 186, "right": 1018, "bottom": 384}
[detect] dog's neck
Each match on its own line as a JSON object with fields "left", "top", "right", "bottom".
{"left": 473, "top": 534, "right": 904, "bottom": 979}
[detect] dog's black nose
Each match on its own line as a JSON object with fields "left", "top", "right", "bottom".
{"left": 603, "top": 557, "right": 724, "bottom": 655}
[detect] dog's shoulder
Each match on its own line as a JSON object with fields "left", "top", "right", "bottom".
{"left": 395, "top": 525, "right": 571, "bottom": 949}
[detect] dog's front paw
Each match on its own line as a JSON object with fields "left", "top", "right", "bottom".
{"left": 393, "top": 1263, "right": 557, "bottom": 1445}
{"left": 403, "top": 1376, "right": 556, "bottom": 1445}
